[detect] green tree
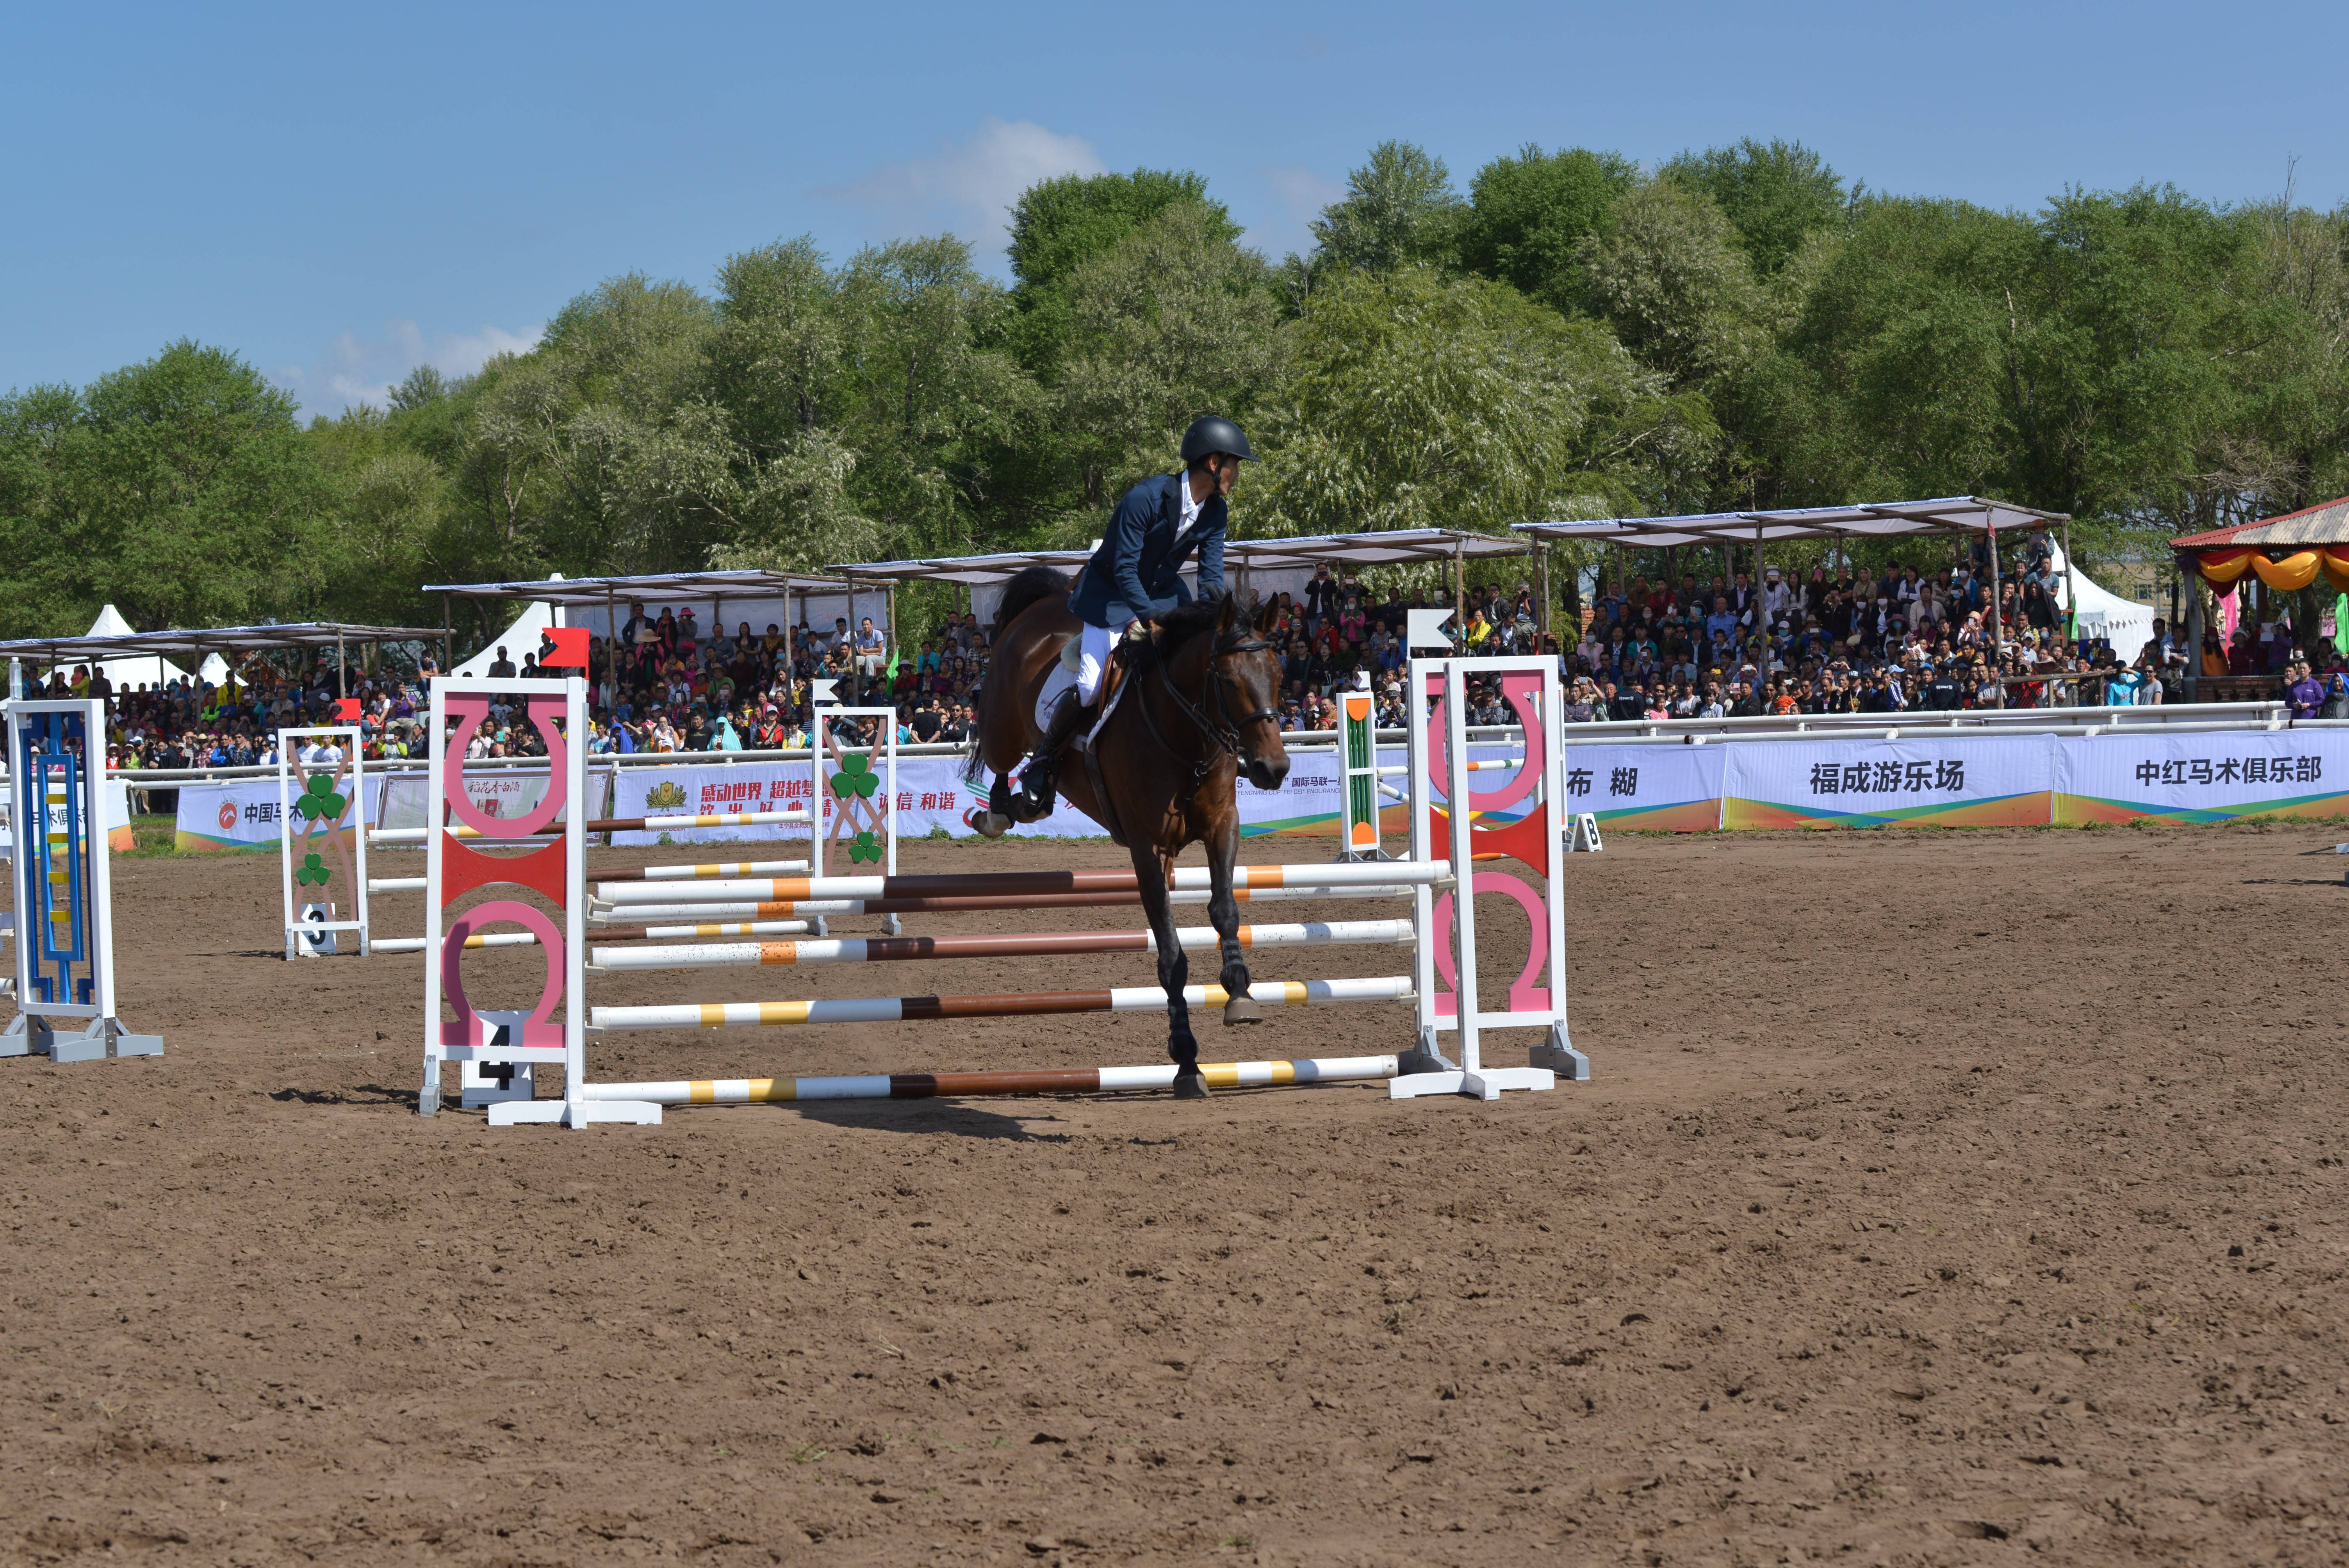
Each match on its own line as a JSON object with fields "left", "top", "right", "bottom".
{"left": 0, "top": 342, "right": 336, "bottom": 634}
{"left": 1661, "top": 139, "right": 1847, "bottom": 275}
{"left": 1308, "top": 141, "right": 1466, "bottom": 277}
{"left": 1005, "top": 169, "right": 1235, "bottom": 376}
{"left": 1459, "top": 144, "right": 1638, "bottom": 307}
{"left": 1048, "top": 203, "right": 1284, "bottom": 517}
{"left": 1581, "top": 180, "right": 1780, "bottom": 388}
{"left": 1253, "top": 267, "right": 1706, "bottom": 536}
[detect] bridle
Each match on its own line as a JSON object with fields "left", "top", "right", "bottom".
{"left": 1138, "top": 630, "right": 1277, "bottom": 784}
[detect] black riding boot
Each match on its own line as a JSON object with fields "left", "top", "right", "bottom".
{"left": 1014, "top": 688, "right": 1087, "bottom": 818}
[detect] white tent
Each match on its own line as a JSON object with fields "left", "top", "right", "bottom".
{"left": 80, "top": 605, "right": 192, "bottom": 691}
{"left": 454, "top": 576, "right": 562, "bottom": 677}
{"left": 2049, "top": 542, "right": 2156, "bottom": 659}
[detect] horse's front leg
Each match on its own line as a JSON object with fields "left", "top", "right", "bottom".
{"left": 1204, "top": 805, "right": 1260, "bottom": 1025}
{"left": 1133, "top": 840, "right": 1204, "bottom": 1098}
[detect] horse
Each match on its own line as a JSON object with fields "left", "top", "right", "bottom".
{"left": 964, "top": 568, "right": 1289, "bottom": 1098}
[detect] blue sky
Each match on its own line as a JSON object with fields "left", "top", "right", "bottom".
{"left": 6, "top": 0, "right": 2344, "bottom": 416}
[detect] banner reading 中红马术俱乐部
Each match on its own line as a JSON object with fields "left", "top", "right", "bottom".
{"left": 2052, "top": 731, "right": 2349, "bottom": 824}
{"left": 1722, "top": 735, "right": 2054, "bottom": 829}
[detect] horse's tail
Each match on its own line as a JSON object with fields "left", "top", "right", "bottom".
{"left": 965, "top": 563, "right": 1071, "bottom": 786}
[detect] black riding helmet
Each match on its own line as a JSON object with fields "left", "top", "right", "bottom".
{"left": 1180, "top": 414, "right": 1256, "bottom": 465}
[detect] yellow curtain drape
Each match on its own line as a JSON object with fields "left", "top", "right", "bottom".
{"left": 2249, "top": 551, "right": 2323, "bottom": 591}
{"left": 2197, "top": 548, "right": 2258, "bottom": 586}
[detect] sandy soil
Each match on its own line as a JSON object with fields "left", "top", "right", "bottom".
{"left": 2, "top": 823, "right": 2346, "bottom": 1566}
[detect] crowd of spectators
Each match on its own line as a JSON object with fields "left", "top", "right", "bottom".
{"left": 1552, "top": 531, "right": 2349, "bottom": 720}
{"left": 41, "top": 532, "right": 2349, "bottom": 786}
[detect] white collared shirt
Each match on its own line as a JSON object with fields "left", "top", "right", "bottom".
{"left": 1171, "top": 471, "right": 1202, "bottom": 534}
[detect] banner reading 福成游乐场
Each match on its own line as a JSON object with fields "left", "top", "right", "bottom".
{"left": 2052, "top": 731, "right": 2349, "bottom": 824}
{"left": 1722, "top": 735, "right": 2054, "bottom": 829}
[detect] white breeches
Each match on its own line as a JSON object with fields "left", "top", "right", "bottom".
{"left": 1033, "top": 620, "right": 1118, "bottom": 731}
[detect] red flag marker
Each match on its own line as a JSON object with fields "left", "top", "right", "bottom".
{"left": 334, "top": 698, "right": 361, "bottom": 722}
{"left": 542, "top": 626, "right": 590, "bottom": 668}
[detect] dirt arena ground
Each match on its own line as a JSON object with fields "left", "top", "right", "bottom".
{"left": 3, "top": 823, "right": 2345, "bottom": 1566}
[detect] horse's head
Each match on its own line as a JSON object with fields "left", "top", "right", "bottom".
{"left": 1204, "top": 593, "right": 1289, "bottom": 793}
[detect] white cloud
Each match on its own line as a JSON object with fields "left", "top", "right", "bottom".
{"left": 829, "top": 117, "right": 1106, "bottom": 266}
{"left": 283, "top": 317, "right": 543, "bottom": 416}
{"left": 1255, "top": 164, "right": 1347, "bottom": 259}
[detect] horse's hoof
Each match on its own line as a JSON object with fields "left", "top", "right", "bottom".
{"left": 1221, "top": 996, "right": 1265, "bottom": 1025}
{"left": 1172, "top": 1071, "right": 1210, "bottom": 1100}
{"left": 963, "top": 808, "right": 1012, "bottom": 839}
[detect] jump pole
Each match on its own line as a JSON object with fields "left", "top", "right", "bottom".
{"left": 586, "top": 883, "right": 1420, "bottom": 924}
{"left": 590, "top": 975, "right": 1415, "bottom": 1032}
{"left": 578, "top": 1054, "right": 1401, "bottom": 1105}
{"left": 590, "top": 859, "right": 1444, "bottom": 908}
{"left": 588, "top": 919, "right": 1415, "bottom": 972}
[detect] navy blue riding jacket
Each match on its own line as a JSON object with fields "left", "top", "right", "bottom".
{"left": 1066, "top": 472, "right": 1227, "bottom": 629}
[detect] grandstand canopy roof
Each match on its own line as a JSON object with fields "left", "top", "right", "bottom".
{"left": 422, "top": 569, "right": 853, "bottom": 604}
{"left": 830, "top": 527, "right": 1529, "bottom": 586}
{"left": 2170, "top": 495, "right": 2349, "bottom": 551}
{"left": 1513, "top": 496, "right": 2069, "bottom": 550}
{"left": 0, "top": 622, "right": 446, "bottom": 666}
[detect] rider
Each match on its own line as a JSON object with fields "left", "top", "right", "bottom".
{"left": 1016, "top": 413, "right": 1256, "bottom": 813}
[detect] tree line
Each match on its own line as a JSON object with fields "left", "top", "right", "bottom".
{"left": 4, "top": 138, "right": 2345, "bottom": 647}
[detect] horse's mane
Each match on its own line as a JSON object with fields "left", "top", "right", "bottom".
{"left": 992, "top": 565, "right": 1071, "bottom": 636}
{"left": 1151, "top": 593, "right": 1229, "bottom": 657}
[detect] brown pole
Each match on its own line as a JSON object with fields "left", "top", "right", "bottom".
{"left": 1753, "top": 524, "right": 1765, "bottom": 701}
{"left": 2185, "top": 559, "right": 2203, "bottom": 704}
{"left": 1985, "top": 517, "right": 2005, "bottom": 708}
{"left": 605, "top": 584, "right": 618, "bottom": 717}
{"left": 1451, "top": 542, "right": 1465, "bottom": 641}
{"left": 1537, "top": 540, "right": 1552, "bottom": 638}
{"left": 2062, "top": 517, "right": 2075, "bottom": 649}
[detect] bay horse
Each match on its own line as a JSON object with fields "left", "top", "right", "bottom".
{"left": 964, "top": 568, "right": 1289, "bottom": 1098}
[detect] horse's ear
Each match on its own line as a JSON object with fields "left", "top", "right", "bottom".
{"left": 1255, "top": 596, "right": 1277, "bottom": 637}
{"left": 1219, "top": 592, "right": 1239, "bottom": 634}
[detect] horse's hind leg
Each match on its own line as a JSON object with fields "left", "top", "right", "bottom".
{"left": 1134, "top": 843, "right": 1204, "bottom": 1098}
{"left": 1204, "top": 809, "right": 1261, "bottom": 1025}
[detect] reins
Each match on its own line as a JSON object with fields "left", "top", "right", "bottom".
{"left": 1133, "top": 630, "right": 1275, "bottom": 786}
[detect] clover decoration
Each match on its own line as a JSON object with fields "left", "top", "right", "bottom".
{"left": 847, "top": 829, "right": 883, "bottom": 864}
{"left": 827, "top": 752, "right": 878, "bottom": 800}
{"left": 294, "top": 852, "right": 332, "bottom": 887}
{"left": 296, "top": 773, "right": 346, "bottom": 824}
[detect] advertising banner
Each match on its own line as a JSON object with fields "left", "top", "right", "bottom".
{"left": 1722, "top": 735, "right": 2054, "bottom": 829}
{"left": 166, "top": 728, "right": 2349, "bottom": 850}
{"left": 608, "top": 762, "right": 814, "bottom": 846}
{"left": 1553, "top": 743, "right": 1726, "bottom": 831}
{"left": 173, "top": 776, "right": 390, "bottom": 852}
{"left": 2053, "top": 731, "right": 2349, "bottom": 824}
